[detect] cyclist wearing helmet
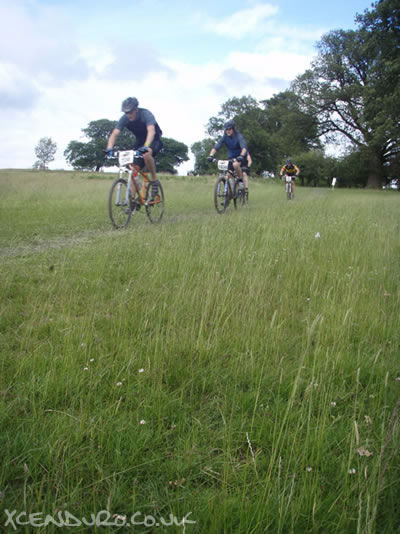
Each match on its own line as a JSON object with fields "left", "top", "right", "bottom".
{"left": 106, "top": 97, "right": 163, "bottom": 190}
{"left": 208, "top": 120, "right": 250, "bottom": 198}
{"left": 280, "top": 158, "right": 300, "bottom": 197}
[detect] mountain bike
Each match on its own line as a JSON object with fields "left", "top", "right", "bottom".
{"left": 213, "top": 159, "right": 246, "bottom": 214}
{"left": 284, "top": 174, "right": 294, "bottom": 200}
{"left": 108, "top": 150, "right": 164, "bottom": 228}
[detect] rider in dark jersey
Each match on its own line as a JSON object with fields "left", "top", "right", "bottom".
{"left": 208, "top": 120, "right": 250, "bottom": 198}
{"left": 280, "top": 158, "right": 300, "bottom": 196}
{"left": 106, "top": 97, "right": 163, "bottom": 187}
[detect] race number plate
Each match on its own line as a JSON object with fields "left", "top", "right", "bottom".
{"left": 118, "top": 150, "right": 134, "bottom": 166}
{"left": 218, "top": 160, "right": 229, "bottom": 171}
{"left": 285, "top": 175, "right": 292, "bottom": 183}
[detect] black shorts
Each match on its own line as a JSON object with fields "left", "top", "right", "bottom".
{"left": 228, "top": 157, "right": 249, "bottom": 173}
{"left": 134, "top": 138, "right": 163, "bottom": 157}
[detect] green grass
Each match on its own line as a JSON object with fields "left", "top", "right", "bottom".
{"left": 0, "top": 169, "right": 399, "bottom": 533}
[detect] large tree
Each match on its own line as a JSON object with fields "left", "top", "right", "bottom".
{"left": 293, "top": 0, "right": 400, "bottom": 187}
{"left": 155, "top": 137, "right": 189, "bottom": 174}
{"left": 64, "top": 119, "right": 133, "bottom": 171}
{"left": 261, "top": 91, "right": 321, "bottom": 165}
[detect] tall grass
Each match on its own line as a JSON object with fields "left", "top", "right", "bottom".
{"left": 0, "top": 170, "right": 399, "bottom": 533}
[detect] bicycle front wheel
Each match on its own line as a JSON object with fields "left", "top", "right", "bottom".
{"left": 214, "top": 177, "right": 230, "bottom": 214}
{"left": 108, "top": 178, "right": 132, "bottom": 228}
{"left": 234, "top": 182, "right": 246, "bottom": 208}
{"left": 145, "top": 180, "right": 164, "bottom": 223}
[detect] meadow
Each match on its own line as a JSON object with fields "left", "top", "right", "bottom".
{"left": 0, "top": 169, "right": 399, "bottom": 533}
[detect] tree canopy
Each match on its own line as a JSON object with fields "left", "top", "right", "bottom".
{"left": 33, "top": 137, "right": 57, "bottom": 170}
{"left": 292, "top": 0, "right": 400, "bottom": 187}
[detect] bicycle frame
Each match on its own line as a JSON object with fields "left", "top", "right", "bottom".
{"left": 285, "top": 174, "right": 293, "bottom": 199}
{"left": 117, "top": 150, "right": 151, "bottom": 206}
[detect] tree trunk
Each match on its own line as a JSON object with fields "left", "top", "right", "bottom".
{"left": 366, "top": 151, "right": 383, "bottom": 188}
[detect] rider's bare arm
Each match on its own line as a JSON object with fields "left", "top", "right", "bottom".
{"left": 107, "top": 128, "right": 121, "bottom": 150}
{"left": 144, "top": 124, "right": 156, "bottom": 148}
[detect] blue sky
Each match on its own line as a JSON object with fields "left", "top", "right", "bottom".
{"left": 0, "top": 0, "right": 374, "bottom": 171}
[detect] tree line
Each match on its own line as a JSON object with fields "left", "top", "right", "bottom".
{"left": 36, "top": 0, "right": 398, "bottom": 188}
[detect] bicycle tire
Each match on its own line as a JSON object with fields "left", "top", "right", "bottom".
{"left": 234, "top": 181, "right": 246, "bottom": 207}
{"left": 214, "top": 176, "right": 230, "bottom": 214}
{"left": 108, "top": 178, "right": 132, "bottom": 228}
{"left": 145, "top": 180, "right": 164, "bottom": 223}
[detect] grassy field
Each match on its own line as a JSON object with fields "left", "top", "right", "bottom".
{"left": 0, "top": 169, "right": 399, "bottom": 533}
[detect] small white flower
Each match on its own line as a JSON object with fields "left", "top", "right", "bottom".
{"left": 139, "top": 368, "right": 144, "bottom": 373}
{"left": 315, "top": 232, "right": 321, "bottom": 238}
{"left": 396, "top": 377, "right": 400, "bottom": 382}
{"left": 306, "top": 467, "right": 312, "bottom": 472}
{"left": 306, "top": 297, "right": 310, "bottom": 302}
{"left": 356, "top": 447, "right": 373, "bottom": 457}
{"left": 90, "top": 358, "right": 94, "bottom": 362}
{"left": 83, "top": 367, "right": 89, "bottom": 371}
{"left": 80, "top": 343, "right": 86, "bottom": 348}
{"left": 364, "top": 415, "right": 372, "bottom": 424}
{"left": 330, "top": 401, "right": 337, "bottom": 407}
{"left": 139, "top": 419, "right": 146, "bottom": 425}
{"left": 116, "top": 382, "right": 123, "bottom": 387}
{"left": 348, "top": 468, "right": 356, "bottom": 475}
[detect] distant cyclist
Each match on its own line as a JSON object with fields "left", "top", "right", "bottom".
{"left": 208, "top": 120, "right": 249, "bottom": 199}
{"left": 106, "top": 97, "right": 163, "bottom": 198}
{"left": 280, "top": 158, "right": 300, "bottom": 196}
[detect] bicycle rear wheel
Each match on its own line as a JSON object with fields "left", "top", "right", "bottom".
{"left": 108, "top": 178, "right": 132, "bottom": 228}
{"left": 214, "top": 177, "right": 231, "bottom": 214}
{"left": 145, "top": 180, "right": 164, "bottom": 223}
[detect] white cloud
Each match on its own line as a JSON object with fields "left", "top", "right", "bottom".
{"left": 0, "top": 2, "right": 318, "bottom": 174}
{"left": 204, "top": 3, "right": 279, "bottom": 38}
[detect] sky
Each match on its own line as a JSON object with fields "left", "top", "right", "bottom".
{"left": 0, "top": 0, "right": 375, "bottom": 173}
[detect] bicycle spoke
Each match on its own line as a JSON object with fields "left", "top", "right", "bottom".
{"left": 145, "top": 180, "right": 164, "bottom": 223}
{"left": 214, "top": 177, "right": 229, "bottom": 213}
{"left": 108, "top": 178, "right": 132, "bottom": 228}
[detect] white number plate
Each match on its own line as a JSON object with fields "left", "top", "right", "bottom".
{"left": 286, "top": 175, "right": 292, "bottom": 183}
{"left": 218, "top": 160, "right": 229, "bottom": 171}
{"left": 118, "top": 150, "right": 134, "bottom": 166}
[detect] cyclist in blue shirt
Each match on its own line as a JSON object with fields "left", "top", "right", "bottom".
{"left": 208, "top": 120, "right": 250, "bottom": 198}
{"left": 106, "top": 97, "right": 163, "bottom": 191}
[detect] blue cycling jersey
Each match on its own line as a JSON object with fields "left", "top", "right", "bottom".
{"left": 116, "top": 108, "right": 162, "bottom": 146}
{"left": 214, "top": 131, "right": 248, "bottom": 159}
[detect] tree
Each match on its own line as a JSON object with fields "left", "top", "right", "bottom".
{"left": 33, "top": 137, "right": 57, "bottom": 169}
{"left": 64, "top": 119, "right": 133, "bottom": 171}
{"left": 191, "top": 138, "right": 216, "bottom": 175}
{"left": 261, "top": 91, "right": 321, "bottom": 165}
{"left": 155, "top": 138, "right": 189, "bottom": 174}
{"left": 293, "top": 0, "right": 400, "bottom": 188}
